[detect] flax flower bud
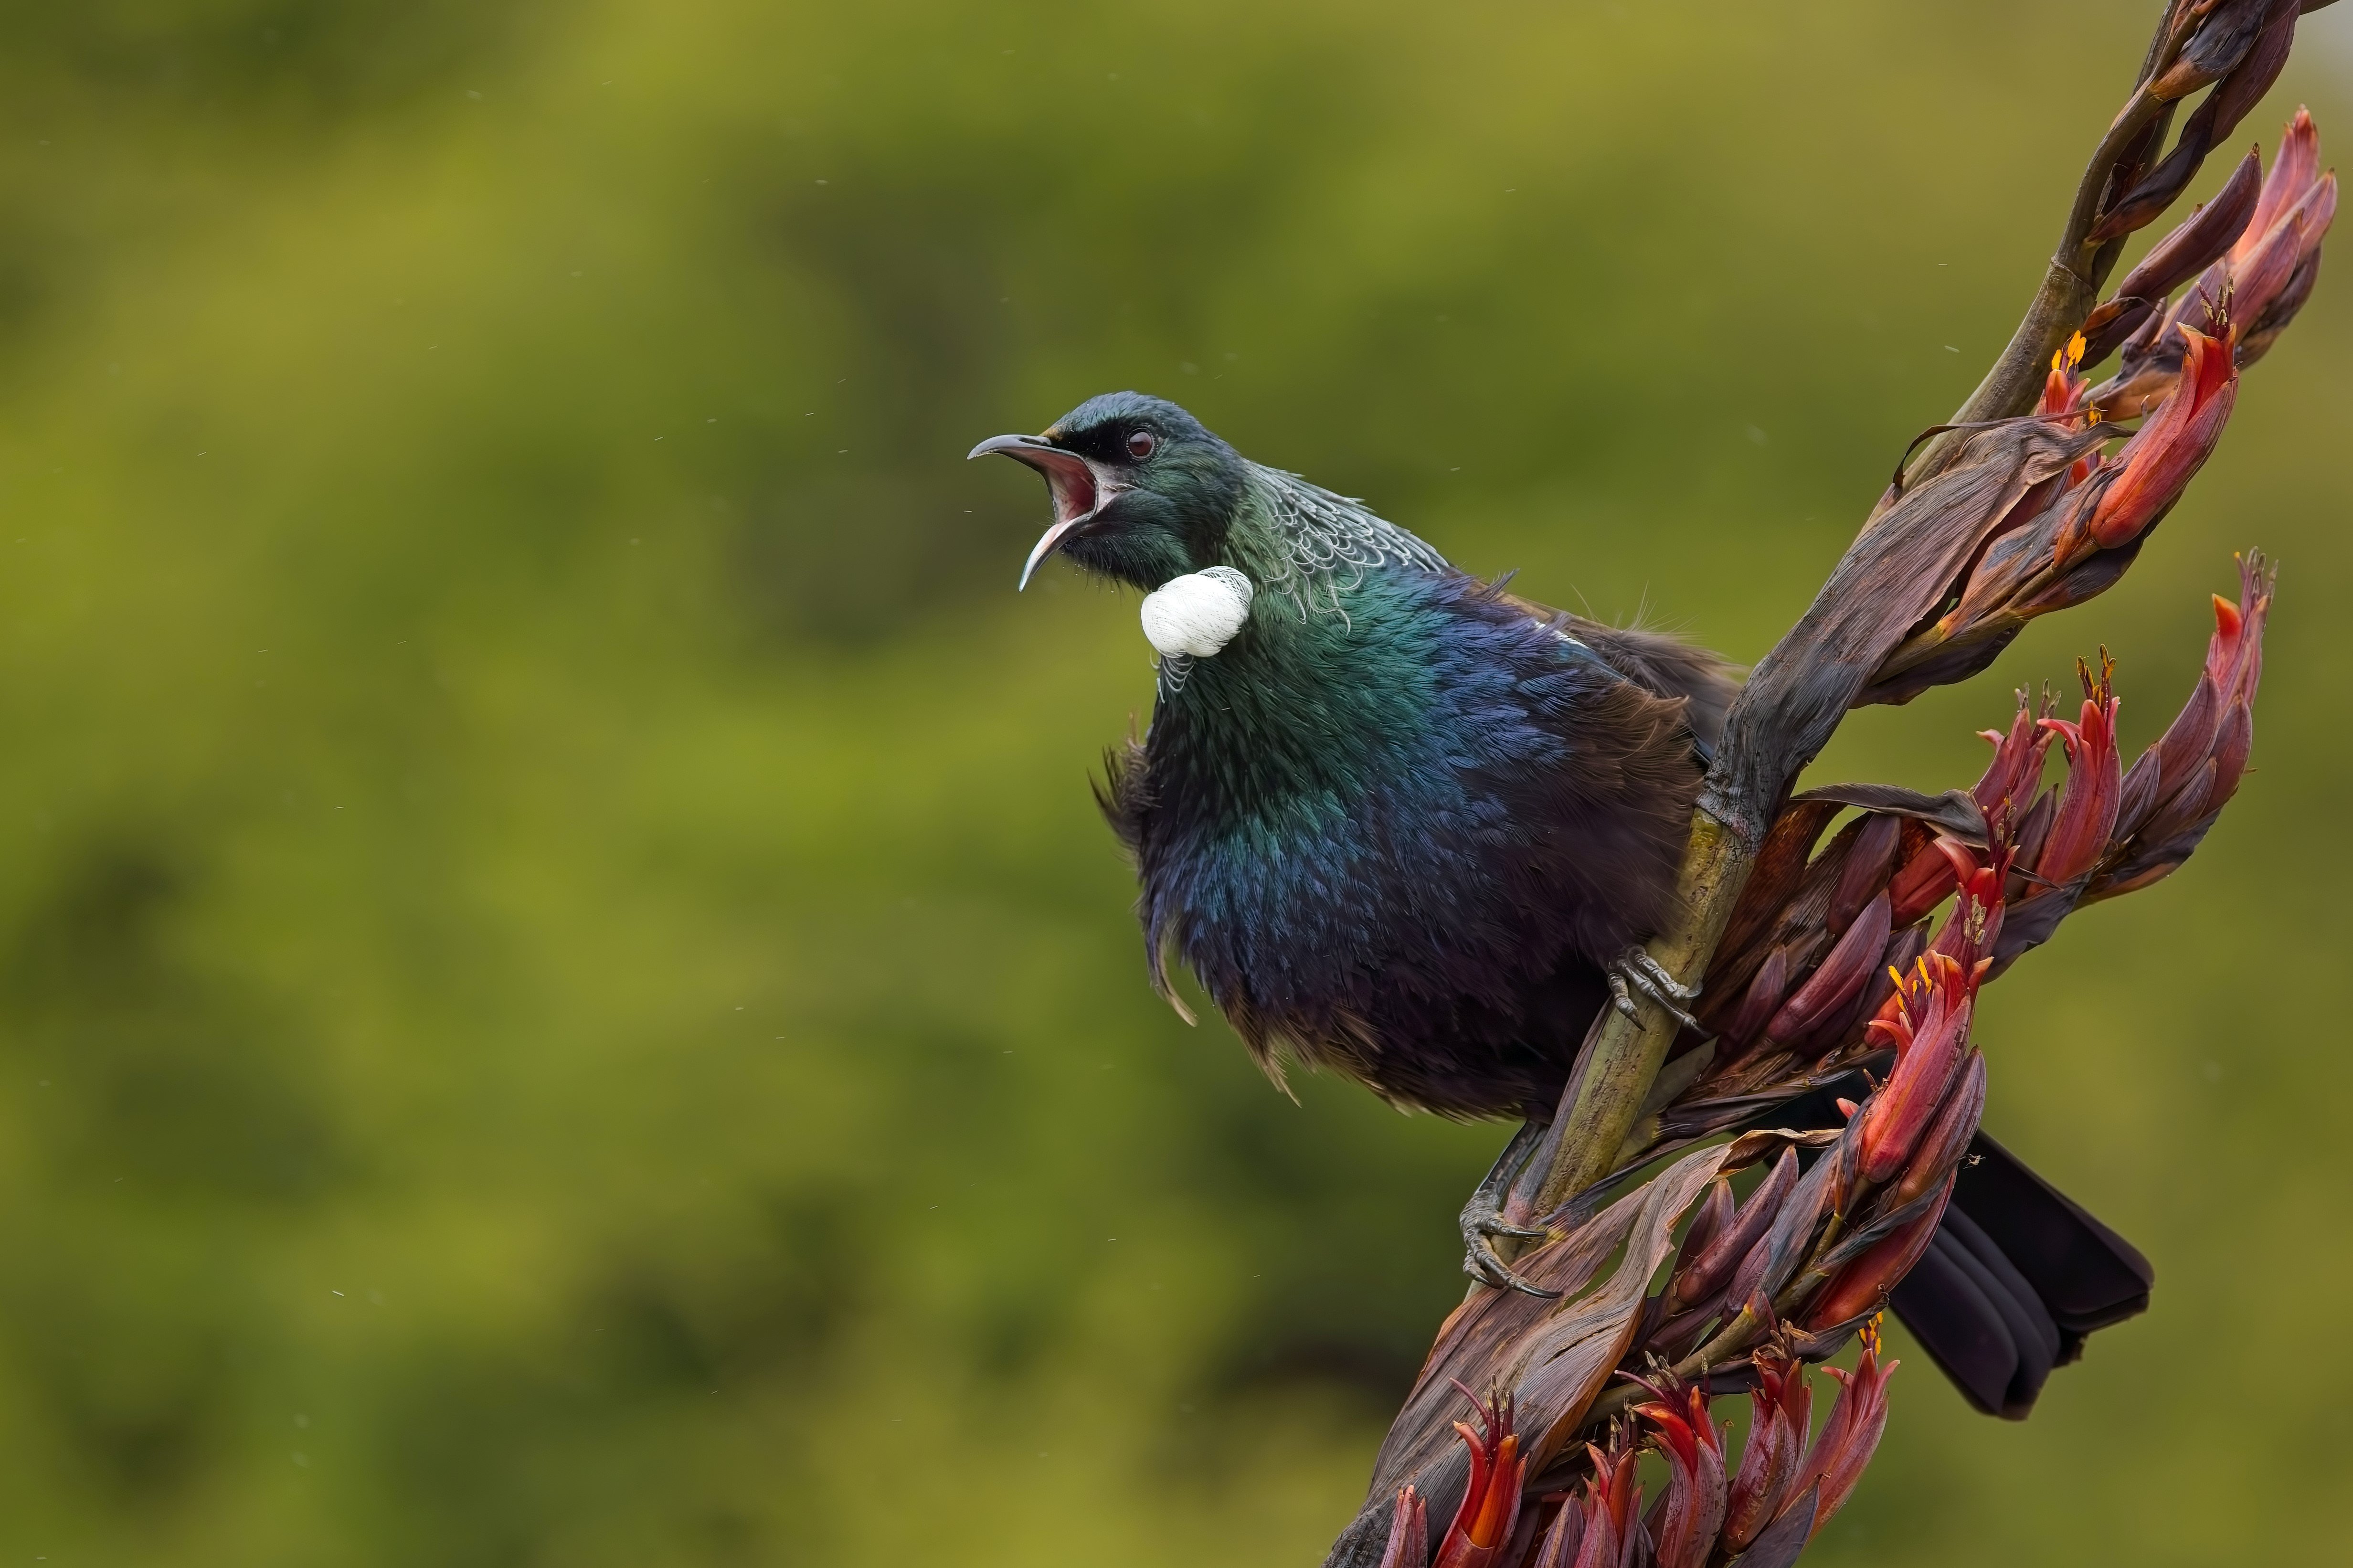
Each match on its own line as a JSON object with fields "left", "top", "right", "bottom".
{"left": 1433, "top": 1389, "right": 1525, "bottom": 1568}
{"left": 1790, "top": 1318, "right": 1899, "bottom": 1538}
{"left": 1633, "top": 1380, "right": 1727, "bottom": 1568}
{"left": 1375, "top": 1487, "right": 1430, "bottom": 1568}
{"left": 1806, "top": 1171, "right": 1955, "bottom": 1330}
{"left": 1724, "top": 945, "right": 1791, "bottom": 1052}
{"left": 1886, "top": 837, "right": 1966, "bottom": 927}
{"left": 1668, "top": 1148, "right": 1798, "bottom": 1311}
{"left": 1971, "top": 687, "right": 2059, "bottom": 839}
{"left": 2094, "top": 112, "right": 2334, "bottom": 413}
{"left": 2236, "top": 107, "right": 2322, "bottom": 264}
{"left": 1764, "top": 892, "right": 1892, "bottom": 1045}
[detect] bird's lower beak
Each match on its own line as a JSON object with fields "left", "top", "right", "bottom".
{"left": 967, "top": 433, "right": 1121, "bottom": 589}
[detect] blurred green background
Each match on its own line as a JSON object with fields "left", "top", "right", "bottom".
{"left": 0, "top": 1, "right": 2346, "bottom": 1563}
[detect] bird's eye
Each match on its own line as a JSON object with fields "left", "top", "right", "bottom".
{"left": 1126, "top": 429, "right": 1158, "bottom": 460}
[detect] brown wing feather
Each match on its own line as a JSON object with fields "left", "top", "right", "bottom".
{"left": 1498, "top": 589, "right": 1743, "bottom": 752}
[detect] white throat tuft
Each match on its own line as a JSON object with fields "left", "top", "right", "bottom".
{"left": 1140, "top": 567, "right": 1255, "bottom": 659}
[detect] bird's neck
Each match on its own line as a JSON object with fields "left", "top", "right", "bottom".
{"left": 1151, "top": 577, "right": 1438, "bottom": 818}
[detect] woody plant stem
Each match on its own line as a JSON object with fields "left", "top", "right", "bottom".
{"left": 1531, "top": 0, "right": 2190, "bottom": 1215}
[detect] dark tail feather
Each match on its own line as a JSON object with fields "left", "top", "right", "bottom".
{"left": 1890, "top": 1131, "right": 2153, "bottom": 1419}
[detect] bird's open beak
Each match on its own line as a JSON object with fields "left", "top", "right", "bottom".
{"left": 967, "top": 432, "right": 1124, "bottom": 589}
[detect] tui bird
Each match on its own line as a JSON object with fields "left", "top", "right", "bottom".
{"left": 972, "top": 391, "right": 2150, "bottom": 1418}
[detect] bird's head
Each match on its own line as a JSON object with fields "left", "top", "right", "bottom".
{"left": 969, "top": 392, "right": 1248, "bottom": 591}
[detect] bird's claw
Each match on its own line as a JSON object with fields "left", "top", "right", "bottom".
{"left": 1461, "top": 1226, "right": 1564, "bottom": 1299}
{"left": 1467, "top": 1210, "right": 1549, "bottom": 1243}
{"left": 1609, "top": 948, "right": 1704, "bottom": 1033}
{"left": 1456, "top": 1119, "right": 1564, "bottom": 1297}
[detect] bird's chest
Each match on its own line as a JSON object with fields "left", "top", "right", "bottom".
{"left": 1129, "top": 636, "right": 1578, "bottom": 1015}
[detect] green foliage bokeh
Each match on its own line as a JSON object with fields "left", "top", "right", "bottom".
{"left": 0, "top": 1, "right": 2346, "bottom": 1562}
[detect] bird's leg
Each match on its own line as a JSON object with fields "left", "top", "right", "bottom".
{"left": 1608, "top": 947, "right": 1704, "bottom": 1033}
{"left": 1460, "top": 1119, "right": 1564, "bottom": 1298}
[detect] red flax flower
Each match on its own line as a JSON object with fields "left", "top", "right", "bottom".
{"left": 1431, "top": 1387, "right": 1526, "bottom": 1568}
{"left": 1723, "top": 1347, "right": 1811, "bottom": 1553}
{"left": 2033, "top": 657, "right": 2123, "bottom": 886}
{"left": 2100, "top": 554, "right": 2273, "bottom": 890}
{"left": 1881, "top": 707, "right": 2049, "bottom": 928}
{"left": 1991, "top": 558, "right": 2273, "bottom": 969}
{"left": 1802, "top": 860, "right": 1998, "bottom": 1325}
{"left": 1885, "top": 834, "right": 1972, "bottom": 928}
{"left": 2035, "top": 329, "right": 2090, "bottom": 420}
{"left": 1529, "top": 1434, "right": 1643, "bottom": 1568}
{"left": 1975, "top": 685, "right": 2059, "bottom": 824}
{"left": 2092, "top": 111, "right": 2335, "bottom": 413}
{"left": 1788, "top": 1318, "right": 1899, "bottom": 1539}
{"left": 1887, "top": 1049, "right": 1986, "bottom": 1211}
{"left": 2220, "top": 107, "right": 2336, "bottom": 364}
{"left": 1805, "top": 1167, "right": 1955, "bottom": 1330}
{"left": 2036, "top": 333, "right": 2100, "bottom": 487}
{"left": 1861, "top": 117, "right": 2319, "bottom": 710}
{"left": 2085, "top": 320, "right": 2238, "bottom": 551}
{"left": 1632, "top": 1379, "right": 1727, "bottom": 1568}
{"left": 1855, "top": 943, "right": 1980, "bottom": 1187}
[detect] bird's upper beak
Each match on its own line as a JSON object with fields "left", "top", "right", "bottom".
{"left": 966, "top": 433, "right": 1125, "bottom": 589}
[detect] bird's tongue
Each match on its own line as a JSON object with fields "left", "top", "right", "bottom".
{"left": 1039, "top": 453, "right": 1099, "bottom": 529}
{"left": 1015, "top": 448, "right": 1106, "bottom": 588}
{"left": 965, "top": 433, "right": 1112, "bottom": 588}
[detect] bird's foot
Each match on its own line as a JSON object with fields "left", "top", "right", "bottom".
{"left": 1609, "top": 947, "right": 1704, "bottom": 1033}
{"left": 1459, "top": 1120, "right": 1563, "bottom": 1299}
{"left": 1462, "top": 1210, "right": 1560, "bottom": 1298}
